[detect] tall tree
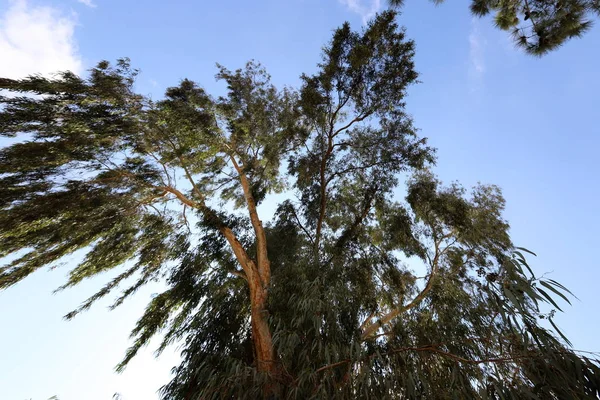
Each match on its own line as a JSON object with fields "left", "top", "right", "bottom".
{"left": 388, "top": 0, "right": 599, "bottom": 55}
{"left": 1, "top": 11, "right": 598, "bottom": 399}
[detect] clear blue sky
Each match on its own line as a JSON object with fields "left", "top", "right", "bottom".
{"left": 1, "top": 0, "right": 599, "bottom": 399}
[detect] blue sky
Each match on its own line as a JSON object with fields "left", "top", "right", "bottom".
{"left": 0, "top": 0, "right": 599, "bottom": 399}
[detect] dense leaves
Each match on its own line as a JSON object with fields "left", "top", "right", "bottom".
{"left": 389, "top": 0, "right": 599, "bottom": 55}
{"left": 1, "top": 11, "right": 598, "bottom": 399}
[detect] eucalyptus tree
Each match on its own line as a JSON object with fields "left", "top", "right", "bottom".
{"left": 1, "top": 11, "right": 598, "bottom": 399}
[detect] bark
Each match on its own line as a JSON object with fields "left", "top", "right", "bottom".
{"left": 229, "top": 155, "right": 271, "bottom": 287}
{"left": 228, "top": 155, "right": 279, "bottom": 395}
{"left": 220, "top": 228, "right": 276, "bottom": 375}
{"left": 162, "top": 154, "right": 279, "bottom": 394}
{"left": 249, "top": 275, "right": 276, "bottom": 374}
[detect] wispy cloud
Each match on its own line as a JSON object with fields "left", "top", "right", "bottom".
{"left": 77, "top": 0, "right": 96, "bottom": 8}
{"left": 468, "top": 18, "right": 486, "bottom": 90}
{"left": 339, "top": 0, "right": 382, "bottom": 24}
{"left": 0, "top": 0, "right": 82, "bottom": 79}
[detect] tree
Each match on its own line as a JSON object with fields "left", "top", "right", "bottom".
{"left": 1, "top": 11, "right": 599, "bottom": 399}
{"left": 388, "top": 0, "right": 599, "bottom": 55}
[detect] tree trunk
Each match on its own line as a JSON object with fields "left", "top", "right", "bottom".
{"left": 248, "top": 272, "right": 279, "bottom": 399}
{"left": 250, "top": 284, "right": 275, "bottom": 373}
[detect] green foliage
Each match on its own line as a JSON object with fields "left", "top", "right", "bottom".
{"left": 2, "top": 11, "right": 598, "bottom": 399}
{"left": 389, "top": 0, "right": 599, "bottom": 55}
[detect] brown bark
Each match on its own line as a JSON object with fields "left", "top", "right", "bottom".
{"left": 228, "top": 155, "right": 279, "bottom": 395}
{"left": 219, "top": 227, "right": 277, "bottom": 375}
{"left": 229, "top": 156, "right": 271, "bottom": 287}
{"left": 160, "top": 149, "right": 278, "bottom": 393}
{"left": 249, "top": 275, "right": 276, "bottom": 374}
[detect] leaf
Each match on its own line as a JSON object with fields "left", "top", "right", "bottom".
{"left": 514, "top": 254, "right": 535, "bottom": 277}
{"left": 547, "top": 279, "right": 579, "bottom": 300}
{"left": 515, "top": 247, "right": 537, "bottom": 257}
{"left": 520, "top": 283, "right": 541, "bottom": 309}
{"left": 537, "top": 287, "right": 563, "bottom": 312}
{"left": 575, "top": 357, "right": 583, "bottom": 381}
{"left": 504, "top": 288, "right": 524, "bottom": 312}
{"left": 540, "top": 280, "right": 572, "bottom": 305}
{"left": 549, "top": 317, "right": 573, "bottom": 347}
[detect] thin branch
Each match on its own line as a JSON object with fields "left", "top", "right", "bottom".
{"left": 326, "top": 185, "right": 378, "bottom": 265}
{"left": 325, "top": 160, "right": 397, "bottom": 185}
{"left": 303, "top": 139, "right": 317, "bottom": 158}
{"left": 358, "top": 310, "right": 378, "bottom": 332}
{"left": 361, "top": 235, "right": 444, "bottom": 340}
{"left": 314, "top": 130, "right": 334, "bottom": 250}
{"left": 312, "top": 343, "right": 576, "bottom": 378}
{"left": 144, "top": 203, "right": 165, "bottom": 218}
{"left": 146, "top": 150, "right": 172, "bottom": 187}
{"left": 332, "top": 112, "right": 370, "bottom": 137}
{"left": 290, "top": 204, "right": 315, "bottom": 246}
{"left": 228, "top": 269, "right": 248, "bottom": 282}
{"left": 182, "top": 204, "right": 192, "bottom": 235}
{"left": 315, "top": 359, "right": 351, "bottom": 374}
{"left": 523, "top": 0, "right": 540, "bottom": 34}
{"left": 163, "top": 136, "right": 207, "bottom": 203}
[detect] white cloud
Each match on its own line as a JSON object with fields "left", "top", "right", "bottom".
{"left": 339, "top": 0, "right": 382, "bottom": 24}
{"left": 77, "top": 0, "right": 96, "bottom": 8}
{"left": 0, "top": 0, "right": 82, "bottom": 79}
{"left": 468, "top": 18, "right": 486, "bottom": 89}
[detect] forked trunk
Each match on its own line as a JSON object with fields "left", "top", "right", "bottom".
{"left": 226, "top": 157, "right": 278, "bottom": 395}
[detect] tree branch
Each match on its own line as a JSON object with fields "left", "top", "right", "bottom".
{"left": 361, "top": 234, "right": 445, "bottom": 340}
{"left": 332, "top": 112, "right": 370, "bottom": 137}
{"left": 290, "top": 204, "right": 315, "bottom": 246}
{"left": 312, "top": 343, "right": 562, "bottom": 378}
{"left": 314, "top": 131, "right": 334, "bottom": 250}
{"left": 229, "top": 154, "right": 270, "bottom": 288}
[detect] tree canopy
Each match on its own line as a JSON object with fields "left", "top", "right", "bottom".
{"left": 388, "top": 0, "right": 599, "bottom": 55}
{"left": 1, "top": 10, "right": 599, "bottom": 399}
